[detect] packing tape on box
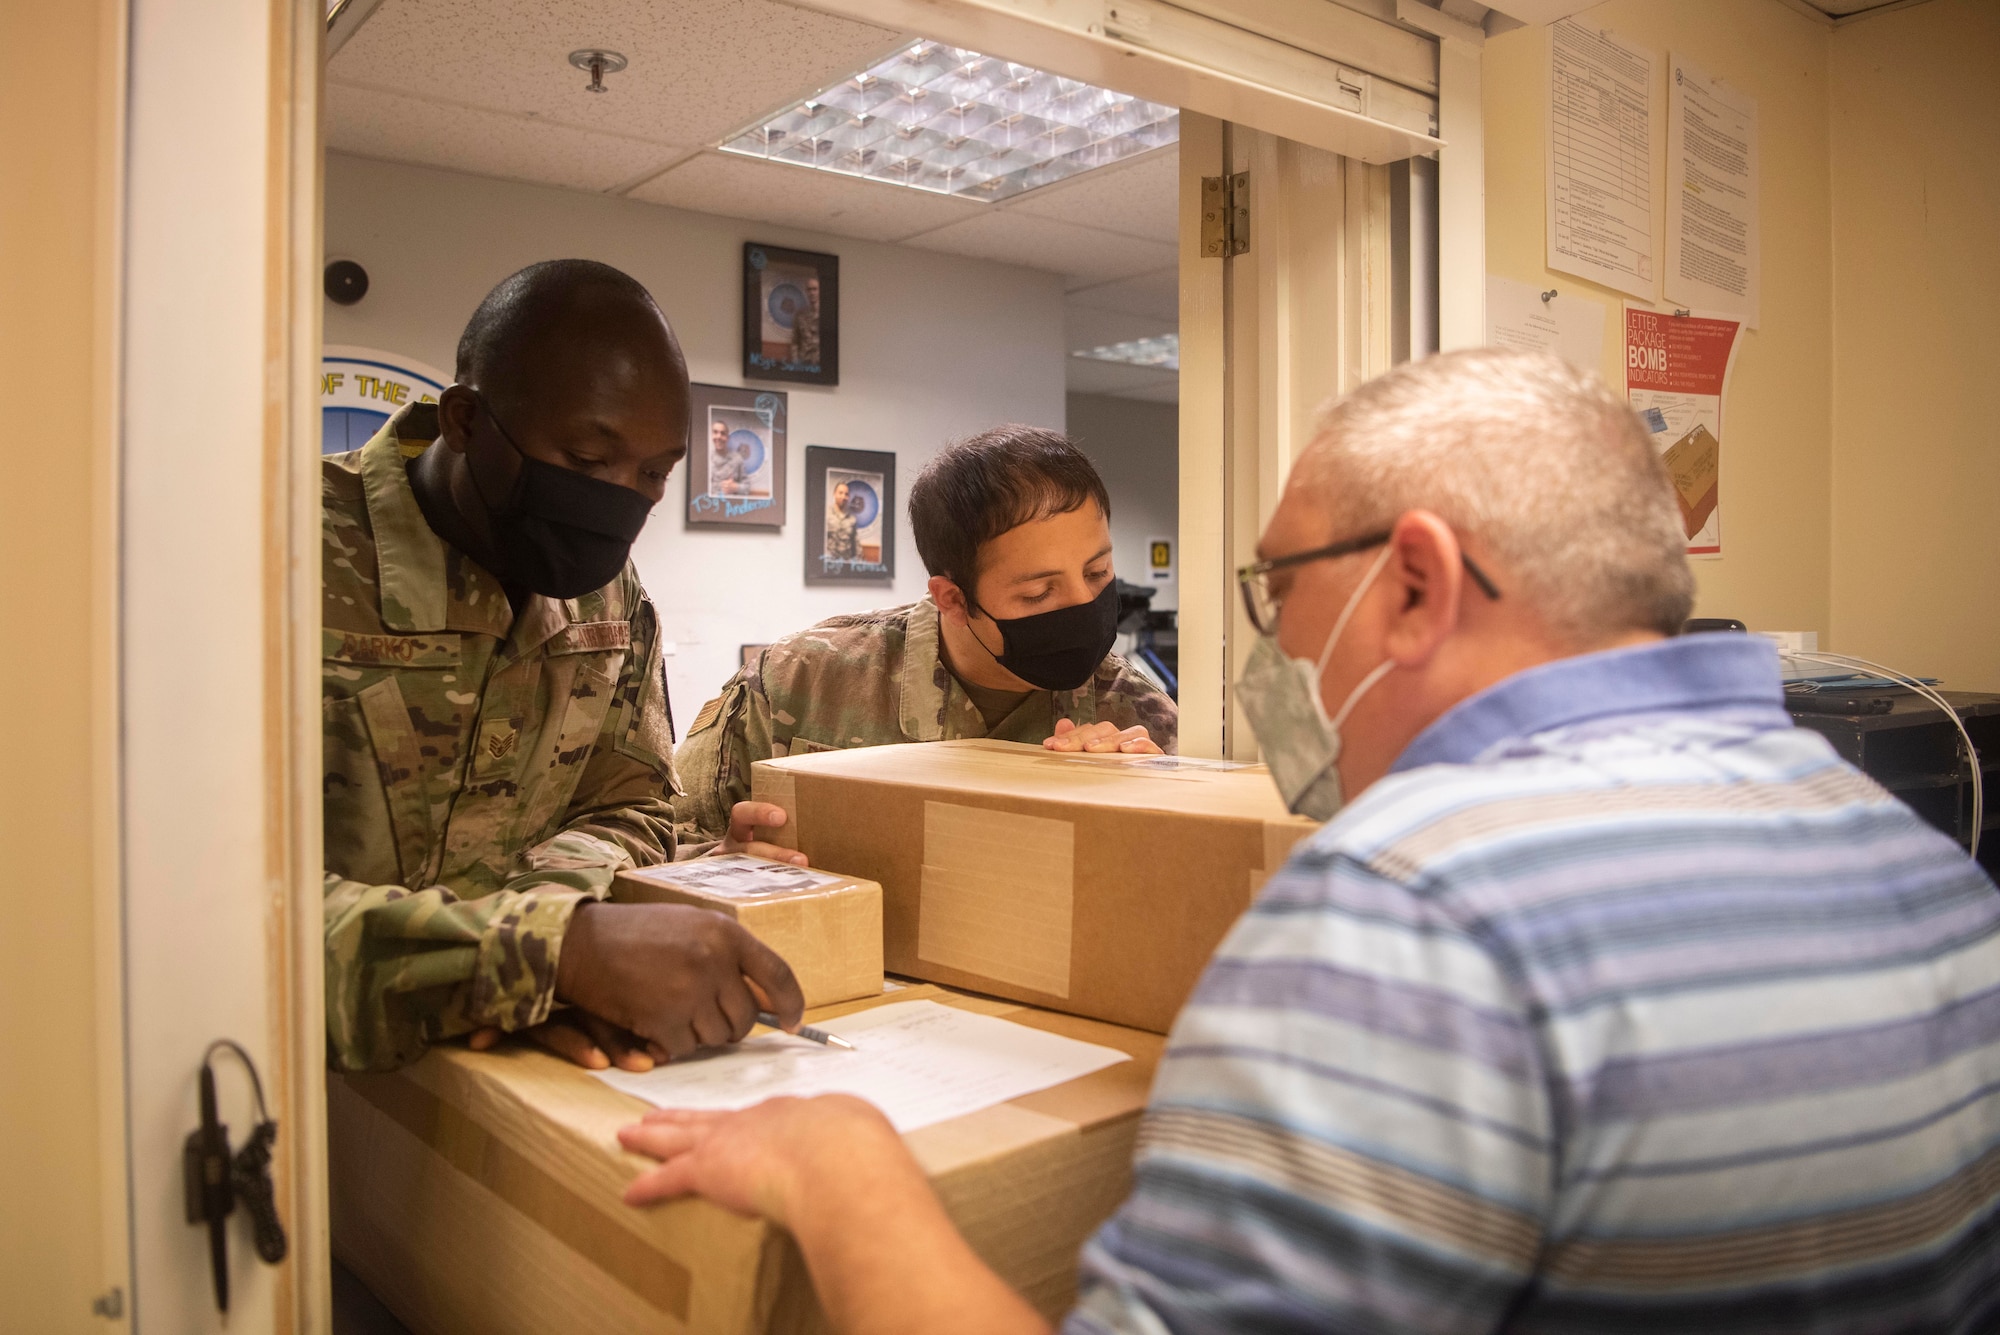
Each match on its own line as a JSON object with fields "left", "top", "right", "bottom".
{"left": 757, "top": 766, "right": 800, "bottom": 849}
{"left": 919, "top": 801, "right": 1075, "bottom": 998}
{"left": 340, "top": 1074, "right": 693, "bottom": 1320}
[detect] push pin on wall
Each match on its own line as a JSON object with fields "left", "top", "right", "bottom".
{"left": 568, "top": 49, "right": 628, "bottom": 94}
{"left": 1541, "top": 289, "right": 1558, "bottom": 304}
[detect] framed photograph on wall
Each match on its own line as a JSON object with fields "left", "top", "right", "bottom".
{"left": 686, "top": 383, "right": 786, "bottom": 529}
{"left": 743, "top": 243, "right": 838, "bottom": 387}
{"left": 804, "top": 446, "right": 894, "bottom": 584}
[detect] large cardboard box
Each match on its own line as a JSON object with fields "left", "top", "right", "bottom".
{"left": 613, "top": 854, "right": 883, "bottom": 1008}
{"left": 752, "top": 740, "right": 1321, "bottom": 1034}
{"left": 329, "top": 985, "right": 1159, "bottom": 1335}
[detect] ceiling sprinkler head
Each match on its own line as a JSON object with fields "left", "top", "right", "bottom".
{"left": 567, "top": 49, "right": 628, "bottom": 94}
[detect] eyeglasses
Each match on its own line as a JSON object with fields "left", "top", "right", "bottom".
{"left": 1236, "top": 530, "right": 1501, "bottom": 635}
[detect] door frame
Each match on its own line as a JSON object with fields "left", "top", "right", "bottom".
{"left": 116, "top": 0, "right": 326, "bottom": 1327}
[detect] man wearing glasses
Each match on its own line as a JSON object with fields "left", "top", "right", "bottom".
{"left": 322, "top": 260, "right": 805, "bottom": 1076}
{"left": 617, "top": 349, "right": 2000, "bottom": 1333}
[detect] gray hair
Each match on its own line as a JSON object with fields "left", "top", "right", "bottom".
{"left": 1291, "top": 348, "right": 1694, "bottom": 644}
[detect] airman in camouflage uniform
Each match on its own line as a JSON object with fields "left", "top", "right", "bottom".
{"left": 322, "top": 403, "right": 679, "bottom": 1072}
{"left": 674, "top": 596, "right": 1178, "bottom": 843}
{"left": 824, "top": 482, "right": 860, "bottom": 562}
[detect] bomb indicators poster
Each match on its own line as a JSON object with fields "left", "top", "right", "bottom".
{"left": 1625, "top": 306, "right": 1741, "bottom": 557}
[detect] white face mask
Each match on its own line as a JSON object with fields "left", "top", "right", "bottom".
{"left": 1234, "top": 545, "right": 1396, "bottom": 822}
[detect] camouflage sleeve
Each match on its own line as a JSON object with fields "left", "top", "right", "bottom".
{"left": 1099, "top": 658, "right": 1180, "bottom": 755}
{"left": 560, "top": 597, "right": 680, "bottom": 865}
{"left": 321, "top": 600, "right": 680, "bottom": 1073}
{"left": 322, "top": 867, "right": 598, "bottom": 1073}
{"left": 672, "top": 660, "right": 775, "bottom": 846}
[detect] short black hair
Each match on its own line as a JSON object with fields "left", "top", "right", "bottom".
{"left": 909, "top": 425, "right": 1112, "bottom": 593}
{"left": 455, "top": 259, "right": 660, "bottom": 389}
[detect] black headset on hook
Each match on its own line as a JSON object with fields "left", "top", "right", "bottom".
{"left": 184, "top": 1039, "right": 288, "bottom": 1316}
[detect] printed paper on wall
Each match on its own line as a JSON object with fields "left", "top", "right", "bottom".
{"left": 1624, "top": 305, "right": 1742, "bottom": 557}
{"left": 1665, "top": 54, "right": 1760, "bottom": 327}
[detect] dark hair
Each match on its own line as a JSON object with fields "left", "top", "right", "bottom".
{"left": 909, "top": 425, "right": 1111, "bottom": 594}
{"left": 455, "top": 258, "right": 660, "bottom": 387}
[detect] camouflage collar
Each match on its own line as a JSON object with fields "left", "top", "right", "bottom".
{"left": 357, "top": 403, "right": 513, "bottom": 641}
{"left": 900, "top": 596, "right": 1092, "bottom": 739}
{"left": 898, "top": 597, "right": 949, "bottom": 741}
{"left": 359, "top": 407, "right": 451, "bottom": 632}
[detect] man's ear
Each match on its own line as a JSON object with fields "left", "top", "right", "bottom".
{"left": 929, "top": 575, "right": 972, "bottom": 627}
{"left": 436, "top": 384, "right": 478, "bottom": 456}
{"left": 1383, "top": 510, "right": 1465, "bottom": 668}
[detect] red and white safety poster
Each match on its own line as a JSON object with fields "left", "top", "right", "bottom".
{"left": 1624, "top": 305, "right": 1742, "bottom": 556}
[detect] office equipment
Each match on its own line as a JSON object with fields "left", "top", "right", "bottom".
{"left": 753, "top": 1011, "right": 855, "bottom": 1050}
{"left": 182, "top": 1040, "right": 287, "bottom": 1316}
{"left": 1787, "top": 682, "right": 1997, "bottom": 872}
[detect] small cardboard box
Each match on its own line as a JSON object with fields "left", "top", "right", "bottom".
{"left": 329, "top": 985, "right": 1159, "bottom": 1335}
{"left": 613, "top": 855, "right": 883, "bottom": 1008}
{"left": 752, "top": 739, "right": 1321, "bottom": 1033}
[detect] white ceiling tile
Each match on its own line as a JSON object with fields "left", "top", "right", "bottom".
{"left": 630, "top": 152, "right": 986, "bottom": 243}
{"left": 329, "top": 0, "right": 901, "bottom": 154}
{"left": 326, "top": 84, "right": 684, "bottom": 192}
{"left": 903, "top": 212, "right": 1176, "bottom": 289}
{"left": 1007, "top": 147, "right": 1178, "bottom": 244}
{"left": 1065, "top": 267, "right": 1179, "bottom": 322}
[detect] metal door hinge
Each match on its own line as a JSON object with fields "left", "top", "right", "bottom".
{"left": 1200, "top": 171, "right": 1250, "bottom": 258}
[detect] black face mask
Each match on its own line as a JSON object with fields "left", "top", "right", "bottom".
{"left": 968, "top": 579, "right": 1119, "bottom": 691}
{"left": 471, "top": 398, "right": 653, "bottom": 599}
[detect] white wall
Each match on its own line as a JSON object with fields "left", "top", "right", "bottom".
{"left": 1066, "top": 391, "right": 1179, "bottom": 612}
{"left": 324, "top": 152, "right": 1067, "bottom": 716}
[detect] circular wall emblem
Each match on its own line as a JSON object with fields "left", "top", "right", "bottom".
{"left": 320, "top": 345, "right": 450, "bottom": 455}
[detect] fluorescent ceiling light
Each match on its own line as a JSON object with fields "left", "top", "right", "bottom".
{"left": 720, "top": 42, "right": 1178, "bottom": 203}
{"left": 1073, "top": 334, "right": 1179, "bottom": 371}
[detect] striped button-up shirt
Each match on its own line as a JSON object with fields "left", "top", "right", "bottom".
{"left": 1069, "top": 634, "right": 2000, "bottom": 1334}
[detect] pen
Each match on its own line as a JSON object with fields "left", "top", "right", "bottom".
{"left": 756, "top": 1011, "right": 856, "bottom": 1050}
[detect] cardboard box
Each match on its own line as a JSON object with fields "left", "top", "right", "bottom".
{"left": 329, "top": 985, "right": 1158, "bottom": 1335}
{"left": 613, "top": 855, "right": 883, "bottom": 1008}
{"left": 752, "top": 740, "right": 1321, "bottom": 1033}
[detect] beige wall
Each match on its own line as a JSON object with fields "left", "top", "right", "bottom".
{"left": 1483, "top": 0, "right": 1999, "bottom": 690}
{"left": 1830, "top": 0, "right": 2000, "bottom": 691}
{"left": 1482, "top": 0, "right": 1835, "bottom": 636}
{"left": 0, "top": 0, "right": 124, "bottom": 1328}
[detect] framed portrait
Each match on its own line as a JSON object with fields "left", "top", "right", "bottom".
{"left": 685, "top": 383, "right": 786, "bottom": 529}
{"left": 743, "top": 243, "right": 839, "bottom": 387}
{"left": 804, "top": 446, "right": 894, "bottom": 585}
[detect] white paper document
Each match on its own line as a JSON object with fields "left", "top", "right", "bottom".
{"left": 1665, "top": 53, "right": 1759, "bottom": 327}
{"left": 1547, "top": 20, "right": 1657, "bottom": 300}
{"left": 1486, "top": 275, "right": 1608, "bottom": 376}
{"left": 595, "top": 1001, "right": 1131, "bottom": 1133}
